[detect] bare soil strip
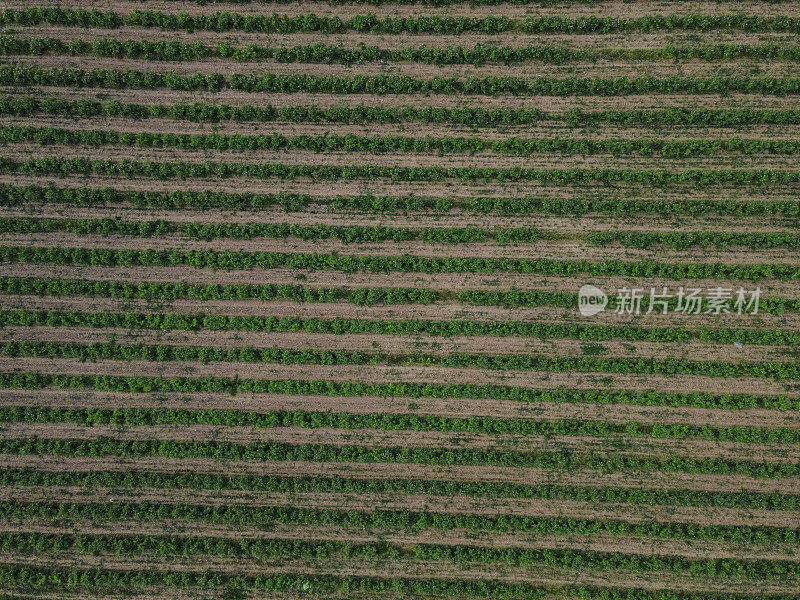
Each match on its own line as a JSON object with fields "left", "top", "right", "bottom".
{"left": 3, "top": 454, "right": 798, "bottom": 496}
{"left": 1, "top": 355, "right": 796, "bottom": 397}
{"left": 4, "top": 325, "right": 795, "bottom": 363}
{"left": 3, "top": 388, "right": 799, "bottom": 431}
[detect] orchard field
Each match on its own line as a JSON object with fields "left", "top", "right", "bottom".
{"left": 1, "top": 0, "right": 800, "bottom": 598}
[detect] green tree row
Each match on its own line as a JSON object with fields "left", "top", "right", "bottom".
{"left": 0, "top": 216, "right": 539, "bottom": 244}
{"left": 4, "top": 340, "right": 800, "bottom": 382}
{"left": 7, "top": 156, "right": 800, "bottom": 188}
{"left": 589, "top": 230, "right": 800, "bottom": 250}
{"left": 4, "top": 8, "right": 800, "bottom": 34}
{"left": 6, "top": 36, "right": 800, "bottom": 64}
{"left": 0, "top": 560, "right": 789, "bottom": 600}
{"left": 4, "top": 182, "right": 800, "bottom": 217}
{"left": 9, "top": 96, "right": 800, "bottom": 129}
{"left": 2, "top": 400, "right": 798, "bottom": 443}
{"left": 1, "top": 500, "right": 796, "bottom": 548}
{"left": 4, "top": 532, "right": 798, "bottom": 580}
{"left": 1, "top": 244, "right": 796, "bottom": 281}
{"left": 2, "top": 372, "right": 797, "bottom": 410}
{"left": 4, "top": 309, "right": 795, "bottom": 345}
{"left": 7, "top": 214, "right": 800, "bottom": 250}
{"left": 2, "top": 276, "right": 796, "bottom": 314}
{"left": 4, "top": 468, "right": 799, "bottom": 512}
{"left": 2, "top": 436, "right": 798, "bottom": 478}
{"left": 5, "top": 65, "right": 800, "bottom": 96}
{"left": 9, "top": 124, "right": 800, "bottom": 157}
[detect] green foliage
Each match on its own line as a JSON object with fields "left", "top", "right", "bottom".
{"left": 1, "top": 396, "right": 799, "bottom": 442}
{"left": 8, "top": 124, "right": 800, "bottom": 158}
{"left": 5, "top": 65, "right": 800, "bottom": 96}
{"left": 3, "top": 309, "right": 797, "bottom": 346}
{"left": 6, "top": 156, "right": 800, "bottom": 190}
{"left": 1, "top": 499, "right": 797, "bottom": 547}
{"left": 2, "top": 532, "right": 798, "bottom": 580}
{"left": 4, "top": 468, "right": 799, "bottom": 512}
{"left": 9, "top": 96, "right": 800, "bottom": 130}
{"left": 6, "top": 36, "right": 800, "bottom": 65}
{"left": 2, "top": 372, "right": 797, "bottom": 410}
{"left": 590, "top": 230, "right": 800, "bottom": 250}
{"left": 5, "top": 8, "right": 800, "bottom": 35}
{"left": 1, "top": 435, "right": 798, "bottom": 478}
{"left": 2, "top": 276, "right": 794, "bottom": 315}
{"left": 3, "top": 340, "right": 800, "bottom": 381}
{"left": 1, "top": 560, "right": 795, "bottom": 600}
{"left": 0, "top": 244, "right": 797, "bottom": 281}
{"left": 0, "top": 216, "right": 537, "bottom": 245}
{"left": 3, "top": 182, "right": 799, "bottom": 218}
